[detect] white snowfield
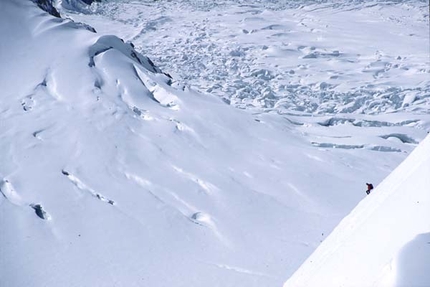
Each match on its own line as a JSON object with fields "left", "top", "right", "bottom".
{"left": 284, "top": 133, "right": 430, "bottom": 287}
{"left": 0, "top": 0, "right": 429, "bottom": 287}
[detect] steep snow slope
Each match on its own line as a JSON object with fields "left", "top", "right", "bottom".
{"left": 0, "top": 1, "right": 429, "bottom": 287}
{"left": 284, "top": 134, "right": 430, "bottom": 287}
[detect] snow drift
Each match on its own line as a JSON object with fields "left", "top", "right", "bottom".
{"left": 1, "top": 0, "right": 429, "bottom": 287}
{"left": 284, "top": 134, "right": 430, "bottom": 287}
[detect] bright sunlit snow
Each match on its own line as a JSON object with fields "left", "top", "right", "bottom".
{"left": 63, "top": 0, "right": 430, "bottom": 114}
{"left": 284, "top": 134, "right": 430, "bottom": 287}
{"left": 0, "top": 0, "right": 429, "bottom": 287}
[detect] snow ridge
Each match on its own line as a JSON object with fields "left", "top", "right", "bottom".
{"left": 284, "top": 134, "right": 430, "bottom": 287}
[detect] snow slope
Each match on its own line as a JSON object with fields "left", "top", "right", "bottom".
{"left": 0, "top": 1, "right": 429, "bottom": 287}
{"left": 283, "top": 133, "right": 430, "bottom": 287}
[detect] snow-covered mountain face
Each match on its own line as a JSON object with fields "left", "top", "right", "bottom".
{"left": 0, "top": 0, "right": 429, "bottom": 287}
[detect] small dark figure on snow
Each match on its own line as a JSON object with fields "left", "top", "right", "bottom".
{"left": 366, "top": 183, "right": 374, "bottom": 195}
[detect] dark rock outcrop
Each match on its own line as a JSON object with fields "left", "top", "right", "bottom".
{"left": 31, "top": 0, "right": 61, "bottom": 18}
{"left": 80, "top": 0, "right": 101, "bottom": 4}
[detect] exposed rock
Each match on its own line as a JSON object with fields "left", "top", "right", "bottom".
{"left": 30, "top": 0, "right": 61, "bottom": 17}
{"left": 80, "top": 0, "right": 101, "bottom": 4}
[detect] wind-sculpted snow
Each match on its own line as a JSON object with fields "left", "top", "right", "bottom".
{"left": 88, "top": 35, "right": 164, "bottom": 74}
{"left": 1, "top": 1, "right": 429, "bottom": 287}
{"left": 65, "top": 0, "right": 430, "bottom": 115}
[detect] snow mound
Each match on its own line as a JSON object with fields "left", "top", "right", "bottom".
{"left": 283, "top": 134, "right": 430, "bottom": 287}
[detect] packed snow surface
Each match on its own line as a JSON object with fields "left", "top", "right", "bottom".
{"left": 284, "top": 134, "right": 430, "bottom": 287}
{"left": 0, "top": 0, "right": 429, "bottom": 287}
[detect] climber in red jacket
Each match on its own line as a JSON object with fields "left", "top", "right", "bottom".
{"left": 366, "top": 183, "right": 374, "bottom": 195}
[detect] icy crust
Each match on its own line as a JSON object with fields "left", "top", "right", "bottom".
{"left": 284, "top": 134, "right": 430, "bottom": 287}
{"left": 72, "top": 0, "right": 430, "bottom": 114}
